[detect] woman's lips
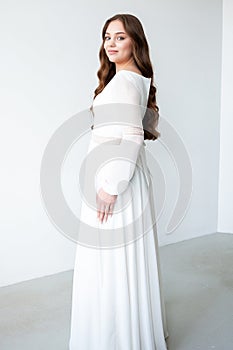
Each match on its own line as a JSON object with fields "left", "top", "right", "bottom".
{"left": 108, "top": 50, "right": 118, "bottom": 55}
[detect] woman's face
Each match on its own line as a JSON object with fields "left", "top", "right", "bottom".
{"left": 104, "top": 20, "right": 133, "bottom": 66}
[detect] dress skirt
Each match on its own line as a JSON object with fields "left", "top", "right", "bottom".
{"left": 69, "top": 142, "right": 169, "bottom": 350}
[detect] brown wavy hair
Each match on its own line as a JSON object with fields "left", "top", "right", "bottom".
{"left": 92, "top": 13, "right": 160, "bottom": 141}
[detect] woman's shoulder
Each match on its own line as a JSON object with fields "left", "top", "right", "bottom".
{"left": 110, "top": 69, "right": 151, "bottom": 90}
{"left": 116, "top": 69, "right": 150, "bottom": 79}
{"left": 93, "top": 69, "right": 151, "bottom": 107}
{"left": 113, "top": 69, "right": 151, "bottom": 84}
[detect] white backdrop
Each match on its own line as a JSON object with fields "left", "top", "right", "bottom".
{"left": 0, "top": 0, "right": 226, "bottom": 287}
{"left": 218, "top": 0, "right": 233, "bottom": 233}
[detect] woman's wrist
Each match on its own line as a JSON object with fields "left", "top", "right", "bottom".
{"left": 98, "top": 187, "right": 118, "bottom": 202}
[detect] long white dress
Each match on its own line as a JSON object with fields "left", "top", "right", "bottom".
{"left": 69, "top": 70, "right": 169, "bottom": 350}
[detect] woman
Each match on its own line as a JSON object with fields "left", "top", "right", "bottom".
{"left": 69, "top": 13, "right": 169, "bottom": 350}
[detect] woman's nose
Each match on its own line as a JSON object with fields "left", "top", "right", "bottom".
{"left": 108, "top": 38, "right": 116, "bottom": 46}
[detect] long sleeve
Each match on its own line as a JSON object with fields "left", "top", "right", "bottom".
{"left": 91, "top": 72, "right": 148, "bottom": 196}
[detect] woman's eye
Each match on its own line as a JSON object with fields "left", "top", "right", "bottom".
{"left": 104, "top": 36, "right": 125, "bottom": 41}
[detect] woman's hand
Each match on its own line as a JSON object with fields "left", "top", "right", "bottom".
{"left": 96, "top": 187, "right": 118, "bottom": 224}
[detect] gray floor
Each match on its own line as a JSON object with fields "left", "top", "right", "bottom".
{"left": 0, "top": 232, "right": 232, "bottom": 350}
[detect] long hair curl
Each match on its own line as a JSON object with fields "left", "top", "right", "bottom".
{"left": 92, "top": 13, "right": 160, "bottom": 141}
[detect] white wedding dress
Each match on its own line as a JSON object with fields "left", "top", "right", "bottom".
{"left": 69, "top": 70, "right": 169, "bottom": 350}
